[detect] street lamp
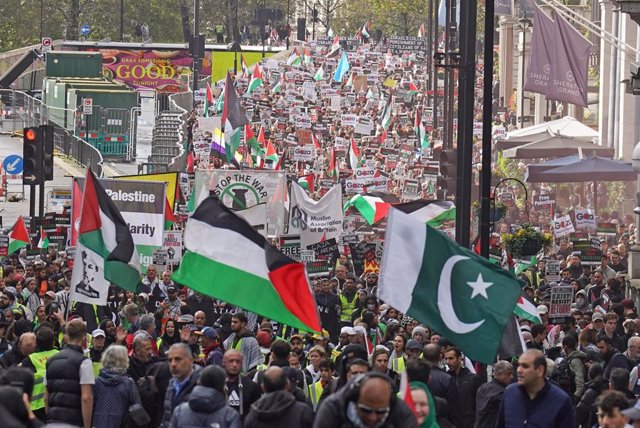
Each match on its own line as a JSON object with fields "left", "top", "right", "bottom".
{"left": 518, "top": 14, "right": 531, "bottom": 129}
{"left": 631, "top": 142, "right": 640, "bottom": 253}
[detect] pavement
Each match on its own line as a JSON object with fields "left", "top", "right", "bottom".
{"left": 0, "top": 133, "right": 148, "bottom": 227}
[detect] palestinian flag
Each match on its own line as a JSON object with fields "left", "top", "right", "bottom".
{"left": 343, "top": 192, "right": 399, "bottom": 225}
{"left": 274, "top": 146, "right": 286, "bottom": 171}
{"left": 248, "top": 64, "right": 263, "bottom": 93}
{"left": 327, "top": 35, "right": 341, "bottom": 58}
{"left": 328, "top": 147, "right": 338, "bottom": 178}
{"left": 361, "top": 21, "right": 371, "bottom": 41}
{"left": 187, "top": 187, "right": 197, "bottom": 214}
{"left": 312, "top": 133, "right": 321, "bottom": 150}
{"left": 204, "top": 83, "right": 214, "bottom": 116}
{"left": 345, "top": 72, "right": 354, "bottom": 88}
{"left": 298, "top": 174, "right": 315, "bottom": 192}
{"left": 415, "top": 109, "right": 429, "bottom": 149}
{"left": 287, "top": 48, "right": 302, "bottom": 66}
{"left": 378, "top": 94, "right": 393, "bottom": 129}
{"left": 314, "top": 64, "right": 325, "bottom": 81}
{"left": 164, "top": 197, "right": 175, "bottom": 230}
{"left": 417, "top": 23, "right": 426, "bottom": 38}
{"left": 514, "top": 294, "right": 542, "bottom": 324}
{"left": 366, "top": 88, "right": 375, "bottom": 99}
{"left": 172, "top": 196, "right": 322, "bottom": 333}
{"left": 271, "top": 76, "right": 283, "bottom": 94}
{"left": 222, "top": 73, "right": 249, "bottom": 162}
{"left": 408, "top": 82, "right": 419, "bottom": 96}
{"left": 8, "top": 216, "right": 30, "bottom": 254}
{"left": 245, "top": 124, "right": 260, "bottom": 151}
{"left": 265, "top": 140, "right": 279, "bottom": 166}
{"left": 70, "top": 169, "right": 140, "bottom": 305}
{"left": 37, "top": 225, "right": 49, "bottom": 250}
{"left": 347, "top": 139, "right": 360, "bottom": 170}
{"left": 240, "top": 54, "right": 250, "bottom": 77}
{"left": 393, "top": 200, "right": 456, "bottom": 228}
{"left": 303, "top": 48, "right": 313, "bottom": 66}
{"left": 214, "top": 90, "right": 224, "bottom": 114}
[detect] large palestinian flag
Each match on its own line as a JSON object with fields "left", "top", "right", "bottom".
{"left": 172, "top": 196, "right": 322, "bottom": 333}
{"left": 343, "top": 192, "right": 399, "bottom": 225}
{"left": 70, "top": 169, "right": 140, "bottom": 305}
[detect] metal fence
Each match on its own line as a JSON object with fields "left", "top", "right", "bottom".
{"left": 0, "top": 89, "right": 104, "bottom": 177}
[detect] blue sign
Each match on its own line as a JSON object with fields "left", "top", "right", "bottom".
{"left": 3, "top": 154, "right": 23, "bottom": 175}
{"left": 80, "top": 25, "right": 91, "bottom": 36}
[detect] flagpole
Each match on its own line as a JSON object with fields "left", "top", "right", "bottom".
{"left": 479, "top": 0, "right": 495, "bottom": 258}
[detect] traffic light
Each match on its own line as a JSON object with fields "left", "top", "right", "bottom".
{"left": 41, "top": 124, "right": 54, "bottom": 181}
{"left": 23, "top": 127, "right": 41, "bottom": 185}
{"left": 437, "top": 149, "right": 457, "bottom": 194}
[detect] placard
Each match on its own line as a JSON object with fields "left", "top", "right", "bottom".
{"left": 575, "top": 208, "right": 596, "bottom": 230}
{"left": 341, "top": 114, "right": 358, "bottom": 127}
{"left": 549, "top": 286, "right": 573, "bottom": 323}
{"left": 596, "top": 222, "right": 617, "bottom": 235}
{"left": 545, "top": 259, "right": 560, "bottom": 282}
{"left": 290, "top": 145, "right": 315, "bottom": 161}
{"left": 553, "top": 215, "right": 575, "bottom": 238}
{"left": 533, "top": 194, "right": 556, "bottom": 208}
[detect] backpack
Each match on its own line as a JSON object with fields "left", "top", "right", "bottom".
{"left": 552, "top": 355, "right": 586, "bottom": 396}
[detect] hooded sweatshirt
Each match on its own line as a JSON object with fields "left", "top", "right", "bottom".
{"left": 169, "top": 385, "right": 240, "bottom": 428}
{"left": 244, "top": 390, "right": 314, "bottom": 428}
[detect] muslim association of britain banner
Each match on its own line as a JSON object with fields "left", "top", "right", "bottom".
{"left": 289, "top": 183, "right": 343, "bottom": 248}
{"left": 71, "top": 177, "right": 166, "bottom": 272}
{"left": 193, "top": 170, "right": 286, "bottom": 236}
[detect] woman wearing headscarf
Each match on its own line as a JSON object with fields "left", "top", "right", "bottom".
{"left": 410, "top": 381, "right": 439, "bottom": 428}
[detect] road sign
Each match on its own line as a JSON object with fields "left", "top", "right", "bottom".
{"left": 82, "top": 98, "right": 93, "bottom": 115}
{"left": 80, "top": 25, "right": 91, "bottom": 36}
{"left": 3, "top": 155, "right": 23, "bottom": 175}
{"left": 41, "top": 37, "right": 52, "bottom": 52}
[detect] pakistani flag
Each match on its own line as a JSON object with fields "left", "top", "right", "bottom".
{"left": 379, "top": 207, "right": 521, "bottom": 363}
{"left": 314, "top": 65, "right": 325, "bottom": 81}
{"left": 222, "top": 73, "right": 249, "bottom": 162}
{"left": 8, "top": 216, "right": 30, "bottom": 254}
{"left": 70, "top": 169, "right": 140, "bottom": 305}
{"left": 378, "top": 94, "right": 393, "bottom": 129}
{"left": 37, "top": 225, "right": 49, "bottom": 250}
{"left": 248, "top": 64, "right": 263, "bottom": 93}
{"left": 173, "top": 196, "right": 322, "bottom": 333}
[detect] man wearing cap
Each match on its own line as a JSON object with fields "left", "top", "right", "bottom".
{"left": 161, "top": 285, "right": 182, "bottom": 320}
{"left": 406, "top": 339, "right": 423, "bottom": 360}
{"left": 195, "top": 326, "right": 224, "bottom": 367}
{"left": 88, "top": 328, "right": 106, "bottom": 376}
{"left": 223, "top": 313, "right": 262, "bottom": 374}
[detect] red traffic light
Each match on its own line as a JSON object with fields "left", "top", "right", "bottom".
{"left": 24, "top": 128, "right": 37, "bottom": 141}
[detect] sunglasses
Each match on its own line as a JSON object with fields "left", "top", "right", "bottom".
{"left": 357, "top": 403, "right": 390, "bottom": 416}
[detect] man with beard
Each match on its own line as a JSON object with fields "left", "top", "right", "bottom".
{"left": 223, "top": 312, "right": 262, "bottom": 374}
{"left": 222, "top": 349, "right": 262, "bottom": 418}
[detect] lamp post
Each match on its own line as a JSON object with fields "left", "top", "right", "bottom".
{"left": 120, "top": 0, "right": 125, "bottom": 42}
{"left": 261, "top": 0, "right": 266, "bottom": 58}
{"left": 233, "top": 0, "right": 239, "bottom": 75}
{"left": 629, "top": 141, "right": 640, "bottom": 303}
{"left": 518, "top": 14, "right": 530, "bottom": 129}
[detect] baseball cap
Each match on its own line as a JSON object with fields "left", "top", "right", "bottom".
{"left": 260, "top": 321, "right": 273, "bottom": 332}
{"left": 537, "top": 305, "right": 549, "bottom": 315}
{"left": 290, "top": 334, "right": 304, "bottom": 343}
{"left": 406, "top": 339, "right": 422, "bottom": 350}
{"left": 592, "top": 313, "right": 604, "bottom": 322}
{"left": 92, "top": 329, "right": 106, "bottom": 338}
{"left": 44, "top": 291, "right": 56, "bottom": 299}
{"left": 194, "top": 326, "right": 218, "bottom": 340}
{"left": 622, "top": 399, "right": 640, "bottom": 419}
{"left": 167, "top": 286, "right": 177, "bottom": 293}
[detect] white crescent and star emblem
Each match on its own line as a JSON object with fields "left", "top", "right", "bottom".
{"left": 437, "top": 255, "right": 492, "bottom": 334}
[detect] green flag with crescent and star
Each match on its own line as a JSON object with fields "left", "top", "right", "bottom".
{"left": 378, "top": 206, "right": 522, "bottom": 363}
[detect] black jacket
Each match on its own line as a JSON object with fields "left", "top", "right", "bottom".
{"left": 312, "top": 377, "right": 419, "bottom": 428}
{"left": 0, "top": 346, "right": 25, "bottom": 369}
{"left": 45, "top": 344, "right": 86, "bottom": 426}
{"left": 185, "top": 294, "right": 216, "bottom": 326}
{"left": 169, "top": 385, "right": 240, "bottom": 428}
{"left": 244, "top": 390, "right": 314, "bottom": 428}
{"left": 160, "top": 366, "right": 201, "bottom": 428}
{"left": 449, "top": 367, "right": 481, "bottom": 428}
{"left": 474, "top": 379, "right": 506, "bottom": 428}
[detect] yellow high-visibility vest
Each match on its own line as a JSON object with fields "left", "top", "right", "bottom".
{"left": 391, "top": 356, "right": 406, "bottom": 374}
{"left": 308, "top": 380, "right": 324, "bottom": 411}
{"left": 339, "top": 293, "right": 358, "bottom": 322}
{"left": 29, "top": 349, "right": 59, "bottom": 410}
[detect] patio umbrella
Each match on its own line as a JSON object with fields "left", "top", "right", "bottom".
{"left": 524, "top": 155, "right": 582, "bottom": 182}
{"left": 525, "top": 156, "right": 637, "bottom": 213}
{"left": 495, "top": 116, "right": 598, "bottom": 150}
{"left": 503, "top": 135, "right": 614, "bottom": 159}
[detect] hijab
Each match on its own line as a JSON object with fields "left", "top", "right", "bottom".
{"left": 409, "top": 381, "right": 439, "bottom": 428}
